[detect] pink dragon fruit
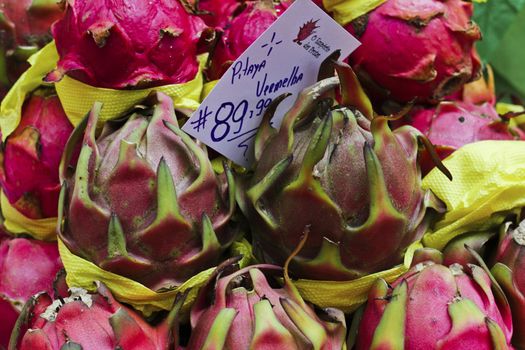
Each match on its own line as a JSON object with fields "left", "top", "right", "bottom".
{"left": 0, "top": 88, "right": 73, "bottom": 220}
{"left": 47, "top": 0, "right": 207, "bottom": 89}
{"left": 187, "top": 262, "right": 347, "bottom": 349}
{"left": 346, "top": 0, "right": 482, "bottom": 104}
{"left": 0, "top": 235, "right": 63, "bottom": 349}
{"left": 193, "top": 0, "right": 241, "bottom": 29}
{"left": 400, "top": 100, "right": 525, "bottom": 175}
{"left": 9, "top": 282, "right": 183, "bottom": 350}
{"left": 354, "top": 249, "right": 514, "bottom": 349}
{"left": 0, "top": 0, "right": 64, "bottom": 96}
{"left": 207, "top": 1, "right": 283, "bottom": 80}
{"left": 493, "top": 219, "right": 525, "bottom": 348}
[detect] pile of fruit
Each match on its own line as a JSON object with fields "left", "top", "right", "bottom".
{"left": 0, "top": 0, "right": 524, "bottom": 349}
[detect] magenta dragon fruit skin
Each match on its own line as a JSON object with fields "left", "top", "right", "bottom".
{"left": 0, "top": 90, "right": 73, "bottom": 219}
{"left": 195, "top": 0, "right": 241, "bottom": 29}
{"left": 346, "top": 0, "right": 481, "bottom": 104}
{"left": 207, "top": 1, "right": 280, "bottom": 80}
{"left": 0, "top": 235, "right": 62, "bottom": 349}
{"left": 355, "top": 249, "right": 514, "bottom": 349}
{"left": 48, "top": 0, "right": 207, "bottom": 89}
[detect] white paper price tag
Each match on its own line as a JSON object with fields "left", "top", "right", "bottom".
{"left": 183, "top": 0, "right": 361, "bottom": 167}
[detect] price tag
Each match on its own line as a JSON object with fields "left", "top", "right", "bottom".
{"left": 182, "top": 0, "right": 361, "bottom": 167}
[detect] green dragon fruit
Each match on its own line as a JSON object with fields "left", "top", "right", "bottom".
{"left": 47, "top": 0, "right": 206, "bottom": 89}
{"left": 58, "top": 92, "right": 237, "bottom": 290}
{"left": 346, "top": 0, "right": 481, "bottom": 104}
{"left": 0, "top": 88, "right": 73, "bottom": 220}
{"left": 353, "top": 249, "right": 514, "bottom": 349}
{"left": 9, "top": 282, "right": 184, "bottom": 350}
{"left": 0, "top": 233, "right": 63, "bottom": 349}
{"left": 240, "top": 61, "right": 449, "bottom": 281}
{"left": 187, "top": 261, "right": 347, "bottom": 349}
{"left": 493, "top": 219, "right": 525, "bottom": 348}
{"left": 0, "top": 0, "right": 63, "bottom": 96}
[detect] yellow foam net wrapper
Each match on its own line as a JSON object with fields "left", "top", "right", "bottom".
{"left": 0, "top": 42, "right": 205, "bottom": 240}
{"left": 323, "top": 0, "right": 486, "bottom": 28}
{"left": 422, "top": 141, "right": 525, "bottom": 251}
{"left": 293, "top": 240, "right": 422, "bottom": 314}
{"left": 59, "top": 238, "right": 255, "bottom": 317}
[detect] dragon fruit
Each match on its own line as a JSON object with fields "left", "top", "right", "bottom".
{"left": 493, "top": 219, "right": 525, "bottom": 348}
{"left": 9, "top": 282, "right": 183, "bottom": 350}
{"left": 187, "top": 262, "right": 347, "bottom": 349}
{"left": 207, "top": 1, "right": 283, "bottom": 80}
{"left": 58, "top": 92, "right": 237, "bottom": 290}
{"left": 354, "top": 249, "right": 514, "bottom": 349}
{"left": 0, "top": 235, "right": 63, "bottom": 349}
{"left": 239, "top": 61, "right": 449, "bottom": 281}
{"left": 0, "top": 88, "right": 73, "bottom": 220}
{"left": 192, "top": 0, "right": 241, "bottom": 29}
{"left": 0, "top": 0, "right": 63, "bottom": 95}
{"left": 47, "top": 0, "right": 206, "bottom": 89}
{"left": 399, "top": 100, "right": 525, "bottom": 175}
{"left": 346, "top": 0, "right": 481, "bottom": 104}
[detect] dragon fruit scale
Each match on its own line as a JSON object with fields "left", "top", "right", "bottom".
{"left": 0, "top": 235, "right": 63, "bottom": 349}
{"left": 9, "top": 282, "right": 184, "bottom": 350}
{"left": 353, "top": 249, "right": 514, "bottom": 349}
{"left": 493, "top": 219, "right": 525, "bottom": 348}
{"left": 47, "top": 0, "right": 206, "bottom": 89}
{"left": 0, "top": 88, "right": 73, "bottom": 221}
{"left": 186, "top": 263, "right": 347, "bottom": 349}
{"left": 58, "top": 92, "right": 237, "bottom": 290}
{"left": 346, "top": 0, "right": 482, "bottom": 104}
{"left": 239, "top": 61, "right": 449, "bottom": 281}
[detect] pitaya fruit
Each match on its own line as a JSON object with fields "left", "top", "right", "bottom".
{"left": 58, "top": 92, "right": 237, "bottom": 290}
{"left": 46, "top": 0, "right": 207, "bottom": 89}
{"left": 207, "top": 1, "right": 283, "bottom": 80}
{"left": 353, "top": 249, "right": 514, "bottom": 349}
{"left": 346, "top": 0, "right": 481, "bottom": 104}
{"left": 9, "top": 282, "right": 184, "bottom": 350}
{"left": 0, "top": 235, "right": 63, "bottom": 349}
{"left": 239, "top": 61, "right": 449, "bottom": 281}
{"left": 492, "top": 219, "right": 525, "bottom": 348}
{"left": 442, "top": 229, "right": 498, "bottom": 267}
{"left": 0, "top": 0, "right": 63, "bottom": 95}
{"left": 0, "top": 88, "right": 73, "bottom": 221}
{"left": 187, "top": 262, "right": 347, "bottom": 349}
{"left": 400, "top": 100, "right": 525, "bottom": 175}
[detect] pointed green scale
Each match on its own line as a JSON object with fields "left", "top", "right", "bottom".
{"left": 250, "top": 300, "right": 297, "bottom": 349}
{"left": 334, "top": 61, "right": 374, "bottom": 120}
{"left": 107, "top": 215, "right": 128, "bottom": 259}
{"left": 154, "top": 158, "right": 187, "bottom": 225}
{"left": 200, "top": 214, "right": 221, "bottom": 254}
{"left": 281, "top": 298, "right": 328, "bottom": 350}
{"left": 491, "top": 263, "right": 515, "bottom": 295}
{"left": 164, "top": 121, "right": 215, "bottom": 196}
{"left": 486, "top": 318, "right": 510, "bottom": 350}
{"left": 370, "top": 281, "right": 407, "bottom": 350}
{"left": 247, "top": 156, "right": 292, "bottom": 230}
{"left": 254, "top": 93, "right": 291, "bottom": 162}
{"left": 299, "top": 238, "right": 360, "bottom": 278}
{"left": 201, "top": 308, "right": 237, "bottom": 350}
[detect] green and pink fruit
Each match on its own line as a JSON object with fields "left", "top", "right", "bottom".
{"left": 0, "top": 234, "right": 62, "bottom": 349}
{"left": 354, "top": 249, "right": 514, "bottom": 349}
{"left": 9, "top": 282, "right": 183, "bottom": 350}
{"left": 47, "top": 0, "right": 206, "bottom": 89}
{"left": 187, "top": 263, "right": 347, "bottom": 349}
{"left": 58, "top": 92, "right": 237, "bottom": 290}
{"left": 0, "top": 88, "right": 73, "bottom": 219}
{"left": 346, "top": 0, "right": 481, "bottom": 104}
{"left": 240, "top": 62, "right": 448, "bottom": 281}
{"left": 493, "top": 219, "right": 525, "bottom": 348}
{"left": 0, "top": 0, "right": 63, "bottom": 95}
